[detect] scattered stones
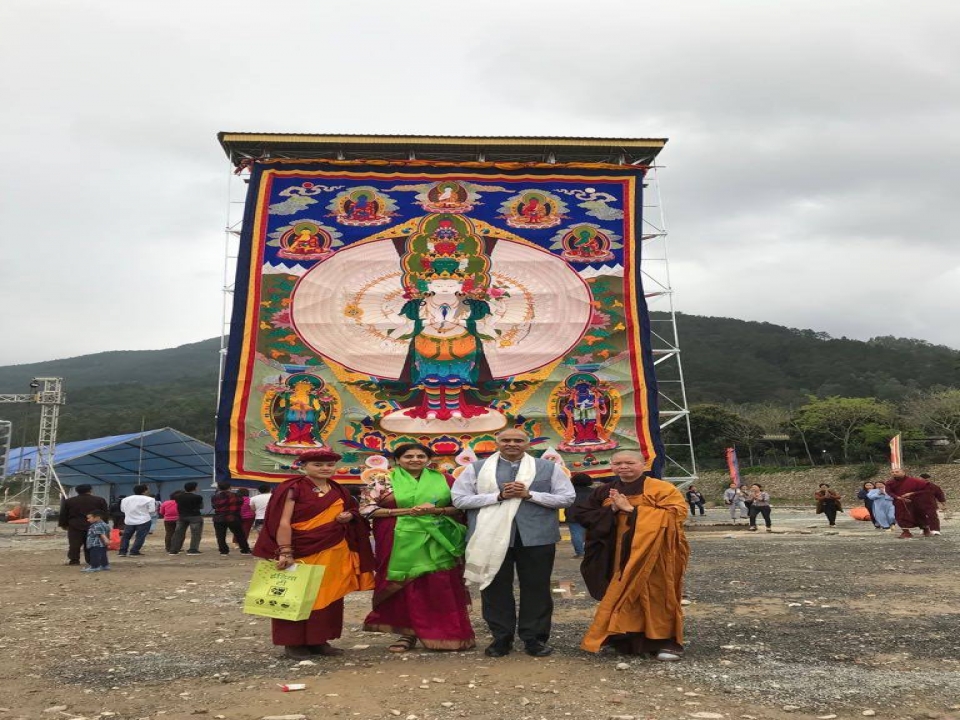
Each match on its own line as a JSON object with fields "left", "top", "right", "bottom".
{"left": 440, "top": 702, "right": 454, "bottom": 708}
{"left": 43, "top": 707, "right": 68, "bottom": 714}
{"left": 816, "top": 715, "right": 838, "bottom": 719}
{"left": 520, "top": 698, "right": 531, "bottom": 706}
{"left": 862, "top": 712, "right": 877, "bottom": 717}
{"left": 296, "top": 660, "right": 316, "bottom": 666}
{"left": 615, "top": 662, "right": 631, "bottom": 670}
{"left": 261, "top": 715, "right": 307, "bottom": 720}
{"left": 389, "top": 711, "right": 401, "bottom": 717}
{"left": 688, "top": 713, "right": 724, "bottom": 719}
{"left": 783, "top": 706, "right": 801, "bottom": 712}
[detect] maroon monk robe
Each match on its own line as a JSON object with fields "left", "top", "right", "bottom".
{"left": 253, "top": 476, "right": 375, "bottom": 647}
{"left": 885, "top": 475, "right": 939, "bottom": 531}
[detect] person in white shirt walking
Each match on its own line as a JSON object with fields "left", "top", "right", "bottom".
{"left": 249, "top": 484, "right": 272, "bottom": 531}
{"left": 119, "top": 485, "right": 157, "bottom": 556}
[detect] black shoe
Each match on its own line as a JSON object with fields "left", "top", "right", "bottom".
{"left": 484, "top": 641, "right": 512, "bottom": 658}
{"left": 186, "top": 551, "right": 202, "bottom": 555}
{"left": 524, "top": 641, "right": 554, "bottom": 657}
{"left": 129, "top": 552, "right": 144, "bottom": 556}
{"left": 117, "top": 553, "right": 128, "bottom": 557}
{"left": 67, "top": 560, "right": 81, "bottom": 566}
{"left": 283, "top": 645, "right": 313, "bottom": 660}
{"left": 240, "top": 551, "right": 252, "bottom": 555}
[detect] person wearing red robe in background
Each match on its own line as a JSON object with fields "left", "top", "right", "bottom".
{"left": 885, "top": 468, "right": 939, "bottom": 539}
{"left": 919, "top": 473, "right": 947, "bottom": 535}
{"left": 253, "top": 449, "right": 375, "bottom": 659}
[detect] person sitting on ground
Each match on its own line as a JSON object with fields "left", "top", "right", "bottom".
{"left": 814, "top": 484, "right": 842, "bottom": 527}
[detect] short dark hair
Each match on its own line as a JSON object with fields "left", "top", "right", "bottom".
{"left": 236, "top": 488, "right": 249, "bottom": 497}
{"left": 133, "top": 484, "right": 149, "bottom": 495}
{"left": 87, "top": 510, "right": 108, "bottom": 521}
{"left": 258, "top": 484, "right": 271, "bottom": 494}
{"left": 919, "top": 473, "right": 931, "bottom": 479}
{"left": 570, "top": 472, "right": 593, "bottom": 487}
{"left": 184, "top": 482, "right": 199, "bottom": 492}
{"left": 819, "top": 484, "right": 829, "bottom": 488}
{"left": 216, "top": 481, "right": 232, "bottom": 491}
{"left": 170, "top": 490, "right": 182, "bottom": 499}
{"left": 392, "top": 443, "right": 434, "bottom": 460}
{"left": 75, "top": 484, "right": 93, "bottom": 495}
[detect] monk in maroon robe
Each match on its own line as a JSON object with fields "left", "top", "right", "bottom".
{"left": 885, "top": 469, "right": 939, "bottom": 539}
{"left": 253, "top": 449, "right": 375, "bottom": 659}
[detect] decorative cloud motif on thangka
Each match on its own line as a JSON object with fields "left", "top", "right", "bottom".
{"left": 554, "top": 187, "right": 623, "bottom": 221}
{"left": 387, "top": 181, "right": 510, "bottom": 214}
{"left": 498, "top": 190, "right": 569, "bottom": 229}
{"left": 267, "top": 220, "right": 343, "bottom": 262}
{"left": 326, "top": 186, "right": 398, "bottom": 226}
{"left": 550, "top": 223, "right": 623, "bottom": 264}
{"left": 268, "top": 183, "right": 345, "bottom": 216}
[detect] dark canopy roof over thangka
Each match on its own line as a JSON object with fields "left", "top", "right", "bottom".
{"left": 217, "top": 133, "right": 668, "bottom": 167}
{"left": 5, "top": 427, "right": 213, "bottom": 486}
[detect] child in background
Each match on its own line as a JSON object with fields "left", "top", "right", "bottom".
{"left": 83, "top": 511, "right": 112, "bottom": 572}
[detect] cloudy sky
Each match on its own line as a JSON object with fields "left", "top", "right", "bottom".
{"left": 1, "top": 0, "right": 958, "bottom": 366}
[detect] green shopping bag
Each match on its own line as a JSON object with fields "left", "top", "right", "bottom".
{"left": 243, "top": 560, "right": 326, "bottom": 621}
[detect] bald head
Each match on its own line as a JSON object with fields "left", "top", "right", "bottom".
{"left": 610, "top": 451, "right": 649, "bottom": 481}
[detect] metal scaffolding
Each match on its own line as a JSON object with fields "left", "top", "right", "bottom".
{"left": 0, "top": 377, "right": 66, "bottom": 533}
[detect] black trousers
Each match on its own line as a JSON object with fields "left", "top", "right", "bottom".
{"left": 66, "top": 527, "right": 91, "bottom": 564}
{"left": 749, "top": 505, "right": 772, "bottom": 528}
{"left": 823, "top": 506, "right": 838, "bottom": 525}
{"left": 481, "top": 542, "right": 555, "bottom": 646}
{"left": 214, "top": 518, "right": 250, "bottom": 554}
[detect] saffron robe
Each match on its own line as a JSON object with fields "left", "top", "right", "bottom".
{"left": 568, "top": 476, "right": 689, "bottom": 654}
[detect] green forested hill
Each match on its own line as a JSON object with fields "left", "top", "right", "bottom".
{"left": 673, "top": 314, "right": 960, "bottom": 404}
{"left": 1, "top": 317, "right": 957, "bottom": 445}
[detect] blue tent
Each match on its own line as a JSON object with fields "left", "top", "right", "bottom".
{"left": 5, "top": 427, "right": 214, "bottom": 501}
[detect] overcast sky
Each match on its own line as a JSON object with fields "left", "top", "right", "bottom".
{"left": 1, "top": 0, "right": 958, "bottom": 366}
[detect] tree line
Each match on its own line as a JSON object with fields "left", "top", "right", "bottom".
{"left": 675, "top": 388, "right": 960, "bottom": 469}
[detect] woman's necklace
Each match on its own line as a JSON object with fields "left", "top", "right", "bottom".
{"left": 311, "top": 480, "right": 330, "bottom": 495}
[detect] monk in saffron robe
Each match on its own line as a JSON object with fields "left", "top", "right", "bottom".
{"left": 569, "top": 451, "right": 689, "bottom": 661}
{"left": 253, "top": 449, "right": 375, "bottom": 659}
{"left": 885, "top": 468, "right": 939, "bottom": 539}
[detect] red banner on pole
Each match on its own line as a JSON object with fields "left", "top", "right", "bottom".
{"left": 725, "top": 447, "right": 742, "bottom": 487}
{"left": 889, "top": 434, "right": 902, "bottom": 470}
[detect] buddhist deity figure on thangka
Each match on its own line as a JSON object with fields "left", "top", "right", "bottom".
{"left": 549, "top": 372, "right": 620, "bottom": 453}
{"left": 290, "top": 210, "right": 594, "bottom": 436}
{"left": 551, "top": 223, "right": 622, "bottom": 264}
{"left": 216, "top": 161, "right": 665, "bottom": 486}
{"left": 260, "top": 373, "right": 341, "bottom": 455}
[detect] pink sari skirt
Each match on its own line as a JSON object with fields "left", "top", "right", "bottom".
{"left": 362, "top": 507, "right": 475, "bottom": 650}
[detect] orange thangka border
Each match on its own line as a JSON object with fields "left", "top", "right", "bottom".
{"left": 225, "top": 167, "right": 655, "bottom": 481}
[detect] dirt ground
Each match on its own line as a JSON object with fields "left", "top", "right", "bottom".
{"left": 1, "top": 511, "right": 958, "bottom": 720}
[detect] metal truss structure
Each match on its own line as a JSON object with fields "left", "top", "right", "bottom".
{"left": 0, "top": 420, "right": 11, "bottom": 480}
{"left": 218, "top": 136, "right": 696, "bottom": 483}
{"left": 639, "top": 167, "right": 697, "bottom": 484}
{"left": 0, "top": 377, "right": 66, "bottom": 533}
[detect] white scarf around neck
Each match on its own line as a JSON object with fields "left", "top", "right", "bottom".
{"left": 463, "top": 452, "right": 536, "bottom": 589}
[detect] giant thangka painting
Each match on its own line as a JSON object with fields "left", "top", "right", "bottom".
{"left": 216, "top": 161, "right": 664, "bottom": 483}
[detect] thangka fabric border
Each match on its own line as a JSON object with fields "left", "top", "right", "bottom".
{"left": 216, "top": 161, "right": 664, "bottom": 483}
